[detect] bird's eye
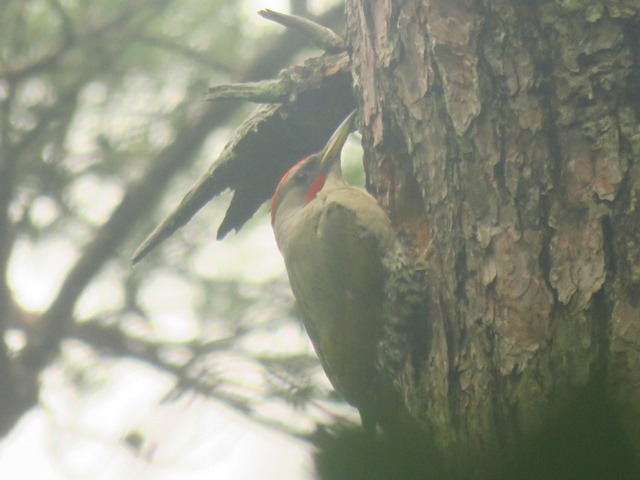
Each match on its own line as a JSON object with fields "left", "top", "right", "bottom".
{"left": 294, "top": 171, "right": 308, "bottom": 183}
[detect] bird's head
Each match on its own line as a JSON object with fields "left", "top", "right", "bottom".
{"left": 270, "top": 111, "right": 355, "bottom": 226}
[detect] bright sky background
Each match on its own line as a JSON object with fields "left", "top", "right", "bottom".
{"left": 0, "top": 0, "right": 351, "bottom": 478}
{"left": 2, "top": 208, "right": 318, "bottom": 479}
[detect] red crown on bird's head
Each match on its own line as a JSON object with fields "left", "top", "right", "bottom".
{"left": 270, "top": 156, "right": 327, "bottom": 225}
{"left": 270, "top": 111, "right": 356, "bottom": 226}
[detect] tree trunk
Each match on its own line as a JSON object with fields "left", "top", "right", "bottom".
{"left": 346, "top": 0, "right": 640, "bottom": 477}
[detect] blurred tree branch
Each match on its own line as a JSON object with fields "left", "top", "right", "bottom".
{"left": 0, "top": 1, "right": 345, "bottom": 436}
{"left": 0, "top": 0, "right": 173, "bottom": 80}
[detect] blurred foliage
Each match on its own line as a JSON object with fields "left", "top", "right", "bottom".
{"left": 0, "top": 0, "right": 349, "bottom": 476}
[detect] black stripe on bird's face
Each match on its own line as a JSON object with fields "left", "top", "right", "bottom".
{"left": 270, "top": 154, "right": 325, "bottom": 225}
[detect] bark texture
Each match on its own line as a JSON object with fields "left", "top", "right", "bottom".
{"left": 346, "top": 0, "right": 640, "bottom": 476}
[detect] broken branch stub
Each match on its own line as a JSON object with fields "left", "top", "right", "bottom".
{"left": 258, "top": 9, "right": 345, "bottom": 53}
{"left": 205, "top": 79, "right": 289, "bottom": 103}
{"left": 132, "top": 53, "right": 355, "bottom": 264}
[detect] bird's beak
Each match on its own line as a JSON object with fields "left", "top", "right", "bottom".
{"left": 319, "top": 110, "right": 356, "bottom": 170}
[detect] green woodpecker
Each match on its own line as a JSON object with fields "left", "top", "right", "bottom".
{"left": 270, "top": 112, "right": 395, "bottom": 429}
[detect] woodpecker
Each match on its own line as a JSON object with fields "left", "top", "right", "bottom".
{"left": 271, "top": 112, "right": 395, "bottom": 429}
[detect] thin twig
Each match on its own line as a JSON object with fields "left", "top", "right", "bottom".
{"left": 204, "top": 79, "right": 288, "bottom": 103}
{"left": 258, "top": 9, "right": 344, "bottom": 53}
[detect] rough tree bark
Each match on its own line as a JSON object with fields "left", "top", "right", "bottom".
{"left": 346, "top": 0, "right": 640, "bottom": 477}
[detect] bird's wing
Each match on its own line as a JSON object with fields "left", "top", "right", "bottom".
{"left": 285, "top": 185, "right": 394, "bottom": 405}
